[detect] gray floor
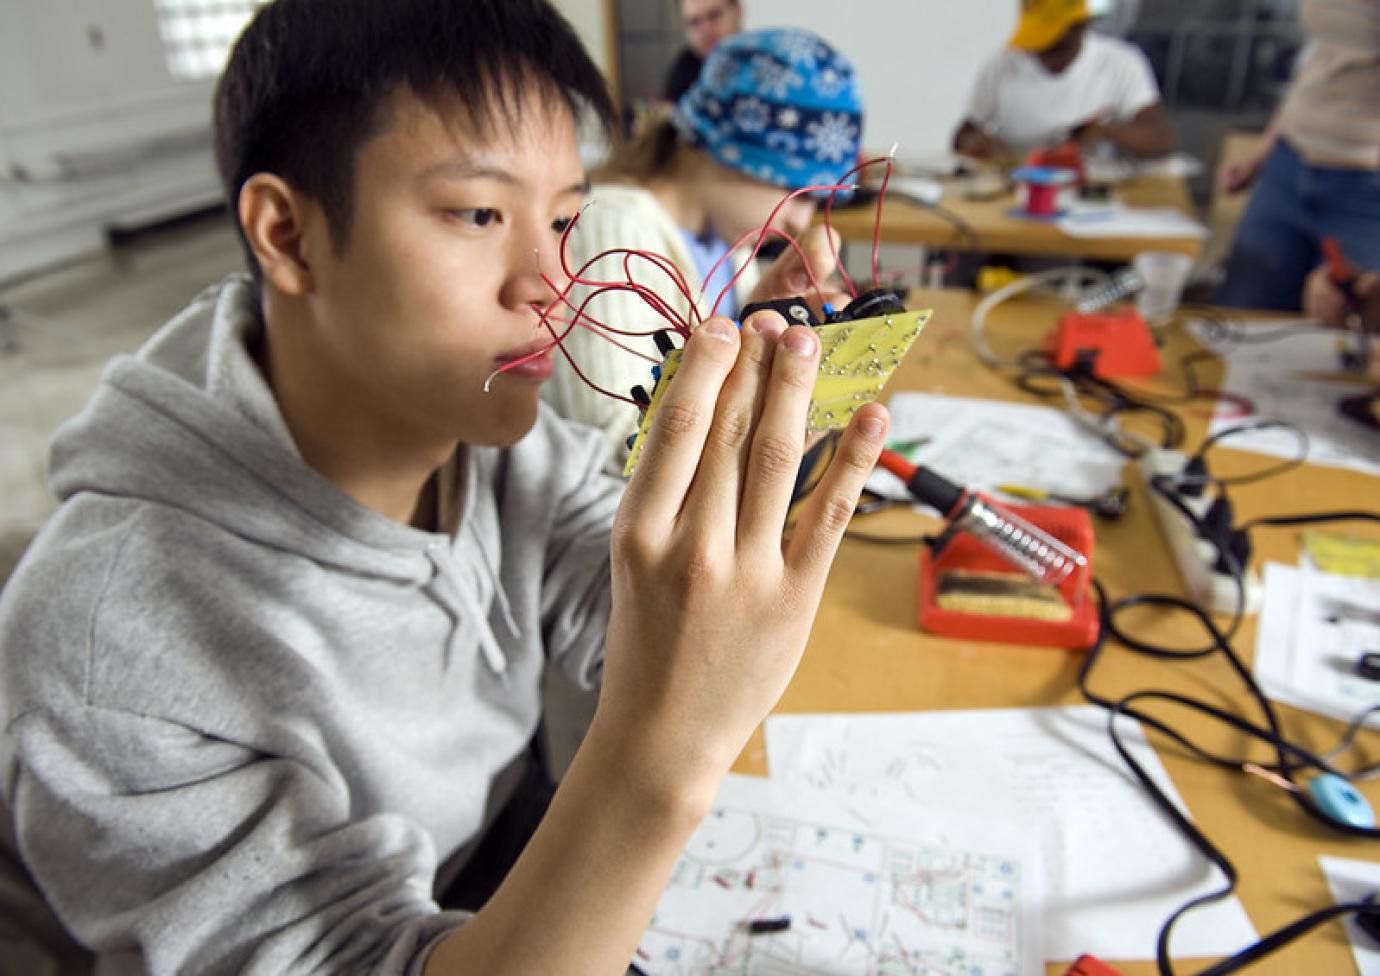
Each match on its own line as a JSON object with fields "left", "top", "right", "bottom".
{"left": 0, "top": 211, "right": 595, "bottom": 774}
{"left": 1, "top": 212, "right": 246, "bottom": 584}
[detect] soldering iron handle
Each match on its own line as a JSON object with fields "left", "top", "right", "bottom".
{"left": 876, "top": 449, "right": 964, "bottom": 515}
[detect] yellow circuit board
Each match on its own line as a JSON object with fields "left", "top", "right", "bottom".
{"left": 623, "top": 309, "right": 932, "bottom": 477}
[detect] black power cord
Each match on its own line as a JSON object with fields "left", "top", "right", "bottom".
{"left": 1079, "top": 443, "right": 1380, "bottom": 973}
{"left": 833, "top": 413, "right": 1380, "bottom": 972}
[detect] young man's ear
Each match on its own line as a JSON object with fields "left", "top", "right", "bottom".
{"left": 238, "top": 173, "right": 320, "bottom": 296}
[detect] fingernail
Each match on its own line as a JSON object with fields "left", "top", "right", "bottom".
{"left": 783, "top": 329, "right": 817, "bottom": 356}
{"left": 859, "top": 413, "right": 885, "bottom": 438}
{"left": 747, "top": 313, "right": 785, "bottom": 337}
{"left": 787, "top": 273, "right": 808, "bottom": 293}
{"left": 701, "top": 318, "right": 737, "bottom": 342}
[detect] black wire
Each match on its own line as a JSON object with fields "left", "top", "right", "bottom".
{"left": 1187, "top": 421, "right": 1312, "bottom": 488}
{"left": 1241, "top": 510, "right": 1380, "bottom": 532}
{"left": 1188, "top": 314, "right": 1331, "bottom": 349}
{"left": 842, "top": 528, "right": 932, "bottom": 545}
{"left": 920, "top": 202, "right": 982, "bottom": 254}
{"left": 791, "top": 431, "right": 840, "bottom": 505}
{"left": 1015, "top": 364, "right": 1187, "bottom": 455}
{"left": 1080, "top": 486, "right": 1380, "bottom": 974}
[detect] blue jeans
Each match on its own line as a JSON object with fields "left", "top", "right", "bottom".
{"left": 1217, "top": 140, "right": 1380, "bottom": 311}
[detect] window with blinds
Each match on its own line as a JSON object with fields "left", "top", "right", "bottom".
{"left": 152, "top": 1, "right": 262, "bottom": 81}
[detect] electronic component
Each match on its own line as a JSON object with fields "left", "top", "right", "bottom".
{"left": 1357, "top": 652, "right": 1380, "bottom": 682}
{"left": 879, "top": 451, "right": 1085, "bottom": 584}
{"left": 935, "top": 570, "right": 1072, "bottom": 622}
{"left": 1322, "top": 236, "right": 1368, "bottom": 371}
{"left": 1338, "top": 391, "right": 1380, "bottom": 431}
{"left": 1308, "top": 773, "right": 1376, "bottom": 829}
{"left": 919, "top": 501, "right": 1098, "bottom": 649}
{"left": 1137, "top": 448, "right": 1263, "bottom": 615}
{"left": 875, "top": 449, "right": 1097, "bottom": 648}
{"left": 1044, "top": 309, "right": 1161, "bottom": 379}
{"left": 623, "top": 302, "right": 930, "bottom": 476}
{"left": 1075, "top": 266, "right": 1143, "bottom": 314}
{"left": 1359, "top": 894, "right": 1380, "bottom": 944}
{"left": 998, "top": 483, "right": 1130, "bottom": 521}
{"left": 1010, "top": 165, "right": 1077, "bottom": 219}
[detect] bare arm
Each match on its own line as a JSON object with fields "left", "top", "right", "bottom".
{"left": 953, "top": 119, "right": 1011, "bottom": 161}
{"left": 1217, "top": 109, "right": 1284, "bottom": 194}
{"left": 1083, "top": 102, "right": 1176, "bottom": 159}
{"left": 426, "top": 312, "right": 888, "bottom": 974}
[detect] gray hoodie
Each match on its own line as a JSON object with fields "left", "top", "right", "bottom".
{"left": 0, "top": 276, "right": 621, "bottom": 975}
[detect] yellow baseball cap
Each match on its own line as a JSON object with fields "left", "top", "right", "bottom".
{"left": 1009, "top": 0, "right": 1090, "bottom": 53}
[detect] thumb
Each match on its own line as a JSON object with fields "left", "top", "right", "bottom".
{"left": 785, "top": 224, "right": 841, "bottom": 294}
{"left": 1355, "top": 273, "right": 1380, "bottom": 301}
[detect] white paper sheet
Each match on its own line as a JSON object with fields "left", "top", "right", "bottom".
{"left": 637, "top": 773, "right": 1044, "bottom": 976}
{"left": 1189, "top": 322, "right": 1380, "bottom": 478}
{"left": 764, "top": 707, "right": 1258, "bottom": 962}
{"left": 1320, "top": 856, "right": 1380, "bottom": 976}
{"left": 1056, "top": 205, "right": 1207, "bottom": 240}
{"left": 1255, "top": 562, "right": 1380, "bottom": 727}
{"left": 866, "top": 392, "right": 1127, "bottom": 507}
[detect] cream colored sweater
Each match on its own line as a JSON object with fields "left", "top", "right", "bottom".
{"left": 541, "top": 183, "right": 760, "bottom": 470}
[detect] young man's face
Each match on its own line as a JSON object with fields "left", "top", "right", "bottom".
{"left": 299, "top": 86, "right": 586, "bottom": 449}
{"left": 681, "top": 0, "right": 741, "bottom": 58}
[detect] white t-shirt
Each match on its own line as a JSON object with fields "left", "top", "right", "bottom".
{"left": 964, "top": 33, "right": 1162, "bottom": 153}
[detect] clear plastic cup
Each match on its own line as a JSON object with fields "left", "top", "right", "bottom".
{"left": 1133, "top": 251, "right": 1193, "bottom": 325}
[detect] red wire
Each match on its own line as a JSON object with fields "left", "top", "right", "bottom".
{"left": 870, "top": 157, "right": 893, "bottom": 291}
{"left": 705, "top": 181, "right": 855, "bottom": 318}
{"left": 501, "top": 165, "right": 903, "bottom": 404}
{"left": 621, "top": 249, "right": 701, "bottom": 328}
{"left": 718, "top": 225, "right": 833, "bottom": 316}
{"left": 557, "top": 209, "right": 697, "bottom": 336}
{"left": 820, "top": 154, "right": 895, "bottom": 299}
{"left": 559, "top": 247, "right": 693, "bottom": 336}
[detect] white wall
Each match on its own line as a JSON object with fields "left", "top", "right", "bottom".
{"left": 551, "top": 0, "right": 611, "bottom": 77}
{"left": 0, "top": 1, "right": 224, "bottom": 281}
{"left": 743, "top": 0, "right": 1014, "bottom": 157}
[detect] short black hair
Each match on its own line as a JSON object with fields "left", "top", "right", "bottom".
{"left": 214, "top": 0, "right": 615, "bottom": 275}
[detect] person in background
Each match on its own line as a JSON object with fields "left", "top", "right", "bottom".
{"left": 1216, "top": 0, "right": 1380, "bottom": 312}
{"left": 1304, "top": 264, "right": 1380, "bottom": 383}
{"left": 953, "top": 0, "right": 1174, "bottom": 161}
{"left": 545, "top": 27, "right": 863, "bottom": 468}
{"left": 662, "top": 0, "right": 744, "bottom": 104}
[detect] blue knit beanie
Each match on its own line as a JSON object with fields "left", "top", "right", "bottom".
{"left": 674, "top": 28, "right": 864, "bottom": 191}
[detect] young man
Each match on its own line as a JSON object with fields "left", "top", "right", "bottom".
{"left": 661, "top": 0, "right": 743, "bottom": 104}
{"left": 953, "top": 0, "right": 1174, "bottom": 161}
{"left": 0, "top": 2, "right": 886, "bottom": 974}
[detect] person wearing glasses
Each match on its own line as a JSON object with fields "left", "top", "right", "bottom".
{"left": 662, "top": 0, "right": 744, "bottom": 103}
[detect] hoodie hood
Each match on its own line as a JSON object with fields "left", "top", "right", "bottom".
{"left": 49, "top": 276, "right": 439, "bottom": 584}
{"left": 47, "top": 275, "right": 528, "bottom": 675}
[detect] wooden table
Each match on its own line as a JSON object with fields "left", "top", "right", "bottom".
{"left": 825, "top": 176, "right": 1204, "bottom": 263}
{"left": 735, "top": 288, "right": 1380, "bottom": 975}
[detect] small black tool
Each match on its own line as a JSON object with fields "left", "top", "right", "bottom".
{"left": 1356, "top": 652, "right": 1380, "bottom": 682}
{"left": 739, "top": 297, "right": 818, "bottom": 327}
{"left": 746, "top": 916, "right": 791, "bottom": 935}
{"left": 826, "top": 287, "right": 908, "bottom": 323}
{"left": 1358, "top": 892, "right": 1380, "bottom": 943}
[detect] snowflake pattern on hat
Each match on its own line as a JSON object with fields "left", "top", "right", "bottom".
{"left": 673, "top": 28, "right": 864, "bottom": 192}
{"left": 805, "top": 112, "right": 859, "bottom": 164}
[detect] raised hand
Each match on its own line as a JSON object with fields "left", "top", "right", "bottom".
{"left": 595, "top": 311, "right": 888, "bottom": 796}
